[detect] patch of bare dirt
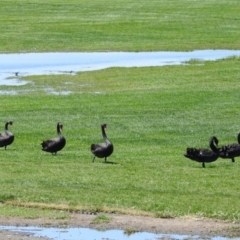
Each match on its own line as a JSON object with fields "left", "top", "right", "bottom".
{"left": 0, "top": 213, "right": 239, "bottom": 240}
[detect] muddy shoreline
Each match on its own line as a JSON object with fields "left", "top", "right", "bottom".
{"left": 0, "top": 213, "right": 239, "bottom": 239}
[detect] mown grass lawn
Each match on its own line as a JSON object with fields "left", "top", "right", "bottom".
{"left": 0, "top": 0, "right": 240, "bottom": 52}
{"left": 0, "top": 57, "right": 239, "bottom": 221}
{"left": 0, "top": 0, "right": 239, "bottom": 222}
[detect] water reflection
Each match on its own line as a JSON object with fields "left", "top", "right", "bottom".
{"left": 0, "top": 225, "right": 239, "bottom": 240}
{"left": 1, "top": 50, "right": 240, "bottom": 86}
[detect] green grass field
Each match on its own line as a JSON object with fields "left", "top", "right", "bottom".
{"left": 0, "top": 0, "right": 239, "bottom": 222}
{"left": 1, "top": 0, "right": 240, "bottom": 52}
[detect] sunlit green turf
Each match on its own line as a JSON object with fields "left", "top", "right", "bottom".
{"left": 0, "top": 57, "right": 239, "bottom": 221}
{"left": 0, "top": 0, "right": 240, "bottom": 52}
{"left": 0, "top": 0, "right": 240, "bottom": 222}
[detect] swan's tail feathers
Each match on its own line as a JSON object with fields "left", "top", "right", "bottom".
{"left": 91, "top": 144, "right": 96, "bottom": 151}
{"left": 41, "top": 141, "right": 48, "bottom": 150}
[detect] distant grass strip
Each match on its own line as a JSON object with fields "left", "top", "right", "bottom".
{"left": 0, "top": 0, "right": 240, "bottom": 52}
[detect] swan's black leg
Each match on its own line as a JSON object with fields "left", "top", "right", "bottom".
{"left": 105, "top": 157, "right": 107, "bottom": 162}
{"left": 92, "top": 156, "right": 96, "bottom": 162}
{"left": 4, "top": 146, "right": 7, "bottom": 150}
{"left": 202, "top": 162, "right": 205, "bottom": 168}
{"left": 232, "top": 158, "right": 235, "bottom": 163}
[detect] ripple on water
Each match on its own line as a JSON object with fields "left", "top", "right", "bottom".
{"left": 0, "top": 225, "right": 238, "bottom": 240}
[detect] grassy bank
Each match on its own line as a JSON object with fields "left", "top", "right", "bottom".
{"left": 0, "top": 0, "right": 240, "bottom": 52}
{"left": 0, "top": 57, "right": 239, "bottom": 221}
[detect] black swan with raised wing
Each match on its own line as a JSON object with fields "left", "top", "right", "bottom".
{"left": 219, "top": 132, "right": 240, "bottom": 162}
{"left": 184, "top": 136, "right": 219, "bottom": 168}
{"left": 0, "top": 120, "right": 14, "bottom": 149}
{"left": 41, "top": 122, "right": 66, "bottom": 155}
{"left": 91, "top": 123, "right": 114, "bottom": 162}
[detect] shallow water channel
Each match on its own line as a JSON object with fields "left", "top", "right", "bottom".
{"left": 1, "top": 50, "right": 240, "bottom": 86}
{"left": 0, "top": 225, "right": 239, "bottom": 240}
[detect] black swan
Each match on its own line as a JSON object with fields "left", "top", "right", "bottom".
{"left": 91, "top": 123, "right": 114, "bottom": 162}
{"left": 41, "top": 122, "right": 66, "bottom": 155}
{"left": 184, "top": 136, "right": 219, "bottom": 168}
{"left": 219, "top": 132, "right": 240, "bottom": 162}
{"left": 0, "top": 120, "right": 14, "bottom": 149}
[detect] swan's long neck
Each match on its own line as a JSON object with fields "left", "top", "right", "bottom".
{"left": 5, "top": 122, "right": 9, "bottom": 131}
{"left": 102, "top": 125, "right": 111, "bottom": 145}
{"left": 210, "top": 137, "right": 218, "bottom": 153}
{"left": 57, "top": 124, "right": 62, "bottom": 137}
{"left": 237, "top": 132, "right": 240, "bottom": 144}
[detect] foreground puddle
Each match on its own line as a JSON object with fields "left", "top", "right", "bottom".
{"left": 0, "top": 225, "right": 238, "bottom": 240}
{"left": 1, "top": 50, "right": 240, "bottom": 86}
